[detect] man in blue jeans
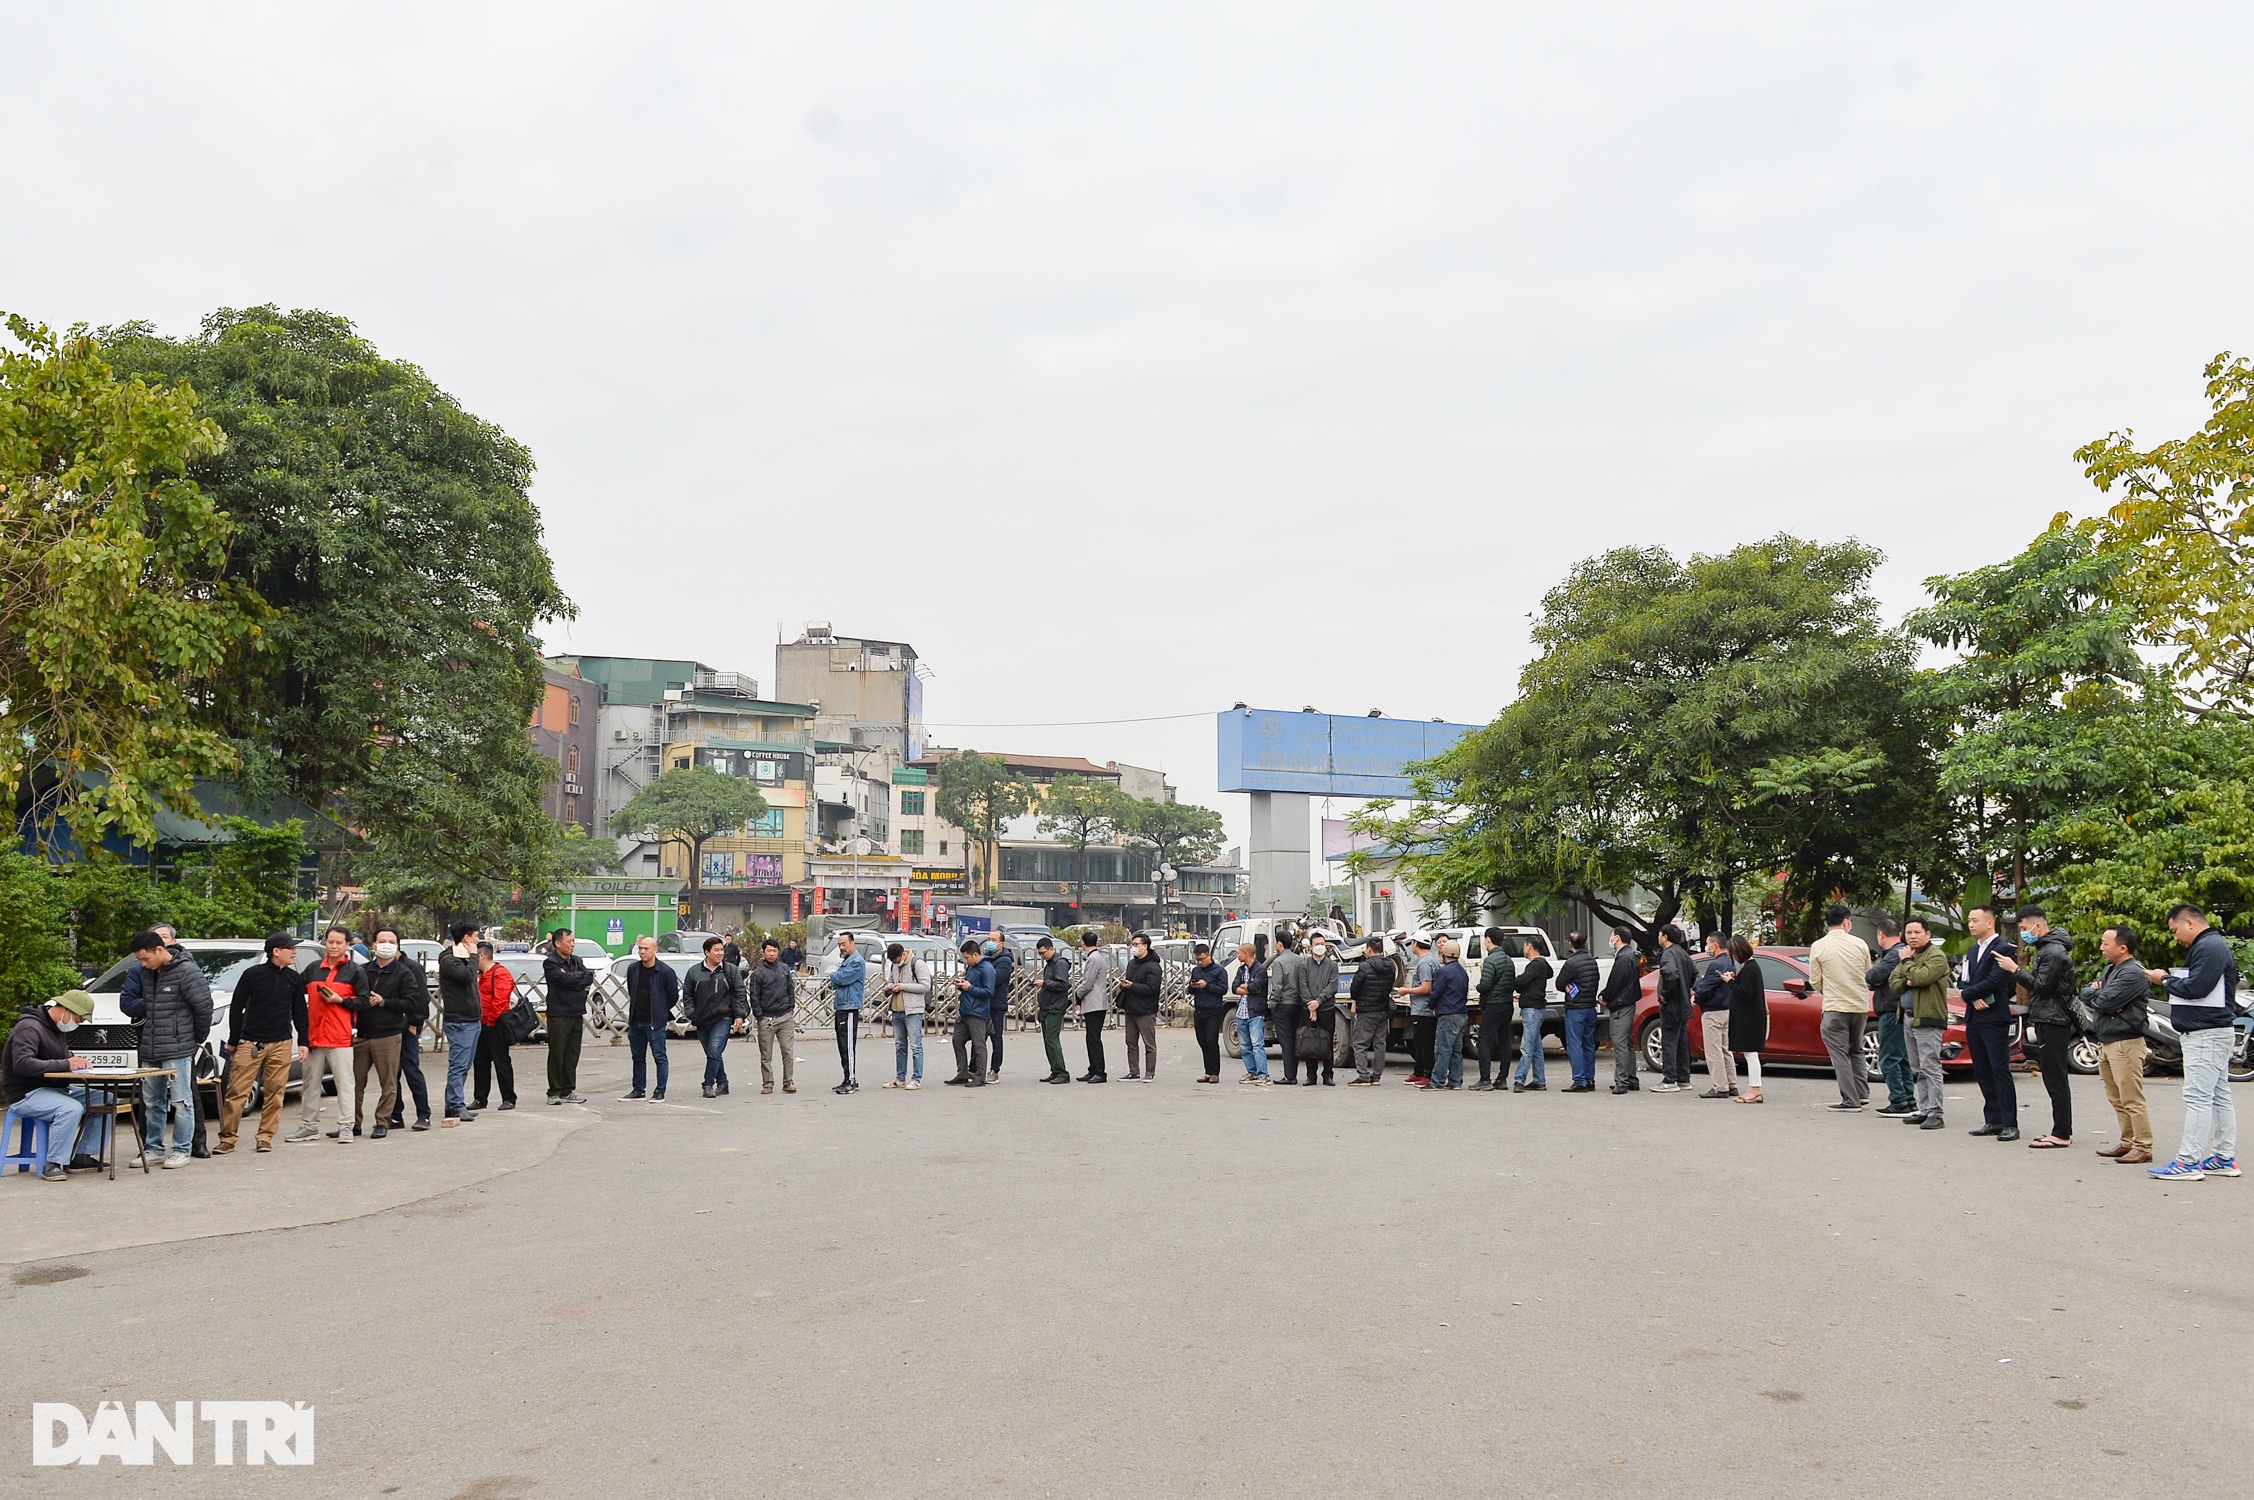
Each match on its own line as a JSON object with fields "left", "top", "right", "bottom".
{"left": 1232, "top": 942, "right": 1269, "bottom": 1084}
{"left": 1428, "top": 937, "right": 1470, "bottom": 1089}
{"left": 4, "top": 991, "right": 108, "bottom": 1177}
{"left": 1513, "top": 938, "right": 1553, "bottom": 1092}
{"left": 2147, "top": 902, "right": 2242, "bottom": 1180}
{"left": 1555, "top": 930, "right": 1603, "bottom": 1091}
{"left": 435, "top": 922, "right": 485, "bottom": 1125}
{"left": 123, "top": 929, "right": 210, "bottom": 1167}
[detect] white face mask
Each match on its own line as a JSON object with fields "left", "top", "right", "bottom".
{"left": 1311, "top": 942, "right": 1326, "bottom": 956}
{"left": 373, "top": 942, "right": 399, "bottom": 961}
{"left": 56, "top": 1016, "right": 80, "bottom": 1032}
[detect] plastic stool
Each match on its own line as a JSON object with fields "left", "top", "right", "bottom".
{"left": 3, "top": 1108, "right": 54, "bottom": 1174}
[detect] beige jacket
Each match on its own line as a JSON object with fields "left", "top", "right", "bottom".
{"left": 1806, "top": 928, "right": 1873, "bottom": 1014}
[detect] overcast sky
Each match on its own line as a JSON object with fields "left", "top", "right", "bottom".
{"left": 8, "top": 4, "right": 2253, "bottom": 862}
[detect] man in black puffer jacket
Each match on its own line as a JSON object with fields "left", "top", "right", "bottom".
{"left": 541, "top": 928, "right": 594, "bottom": 1107}
{"left": 2001, "top": 906, "right": 2078, "bottom": 1146}
{"left": 1117, "top": 936, "right": 1164, "bottom": 1082}
{"left": 126, "top": 930, "right": 211, "bottom": 1167}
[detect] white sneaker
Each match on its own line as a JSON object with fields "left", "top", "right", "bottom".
{"left": 161, "top": 1152, "right": 189, "bottom": 1170}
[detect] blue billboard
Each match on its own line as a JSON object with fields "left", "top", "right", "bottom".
{"left": 1216, "top": 709, "right": 1480, "bottom": 797}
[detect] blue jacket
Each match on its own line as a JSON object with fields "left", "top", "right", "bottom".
{"left": 1235, "top": 960, "right": 1269, "bottom": 1019}
{"left": 1694, "top": 954, "right": 1737, "bottom": 1009}
{"left": 831, "top": 950, "right": 867, "bottom": 1012}
{"left": 1187, "top": 961, "right": 1232, "bottom": 1012}
{"left": 1430, "top": 960, "right": 1470, "bottom": 1016}
{"left": 2163, "top": 927, "right": 2241, "bottom": 1034}
{"left": 988, "top": 948, "right": 1015, "bottom": 1019}
{"left": 958, "top": 958, "right": 994, "bottom": 1021}
{"left": 1958, "top": 937, "right": 2016, "bottom": 1026}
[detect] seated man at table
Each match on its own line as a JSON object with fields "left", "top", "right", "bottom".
{"left": 3, "top": 989, "right": 105, "bottom": 1178}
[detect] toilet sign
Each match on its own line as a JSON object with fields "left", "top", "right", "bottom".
{"left": 606, "top": 918, "right": 624, "bottom": 944}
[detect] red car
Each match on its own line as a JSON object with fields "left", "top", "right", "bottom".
{"left": 1629, "top": 945, "right": 1999, "bottom": 1080}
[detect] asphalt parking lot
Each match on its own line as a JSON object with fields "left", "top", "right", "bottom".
{"left": 5, "top": 1028, "right": 2247, "bottom": 1498}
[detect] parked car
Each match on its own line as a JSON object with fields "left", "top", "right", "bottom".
{"left": 659, "top": 929, "right": 722, "bottom": 954}
{"left": 1629, "top": 945, "right": 1983, "bottom": 1080}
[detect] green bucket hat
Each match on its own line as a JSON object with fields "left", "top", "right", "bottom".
{"left": 51, "top": 990, "right": 95, "bottom": 1018}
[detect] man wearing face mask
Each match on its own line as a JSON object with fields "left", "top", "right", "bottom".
{"left": 1299, "top": 932, "right": 1340, "bottom": 1085}
{"left": 3, "top": 990, "right": 102, "bottom": 1178}
{"left": 365, "top": 930, "right": 434, "bottom": 1132}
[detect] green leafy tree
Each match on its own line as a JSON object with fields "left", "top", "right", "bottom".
{"left": 161, "top": 817, "right": 313, "bottom": 939}
{"left": 1905, "top": 522, "right": 2151, "bottom": 902}
{"left": 612, "top": 767, "right": 769, "bottom": 929}
{"left": 1035, "top": 776, "right": 1132, "bottom": 913}
{"left": 53, "top": 853, "right": 171, "bottom": 970}
{"left": 0, "top": 851, "right": 79, "bottom": 1018}
{"left": 1354, "top": 537, "right": 1935, "bottom": 944}
{"left": 99, "top": 308, "right": 572, "bottom": 904}
{"left": 0, "top": 315, "right": 265, "bottom": 848}
{"left": 1119, "top": 797, "right": 1227, "bottom": 931}
{"left": 932, "top": 751, "right": 1034, "bottom": 902}
{"left": 2076, "top": 352, "right": 2254, "bottom": 714}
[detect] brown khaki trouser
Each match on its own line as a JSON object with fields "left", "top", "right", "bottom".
{"left": 353, "top": 1033, "right": 402, "bottom": 1132}
{"left": 2099, "top": 1038, "right": 2151, "bottom": 1150}
{"left": 1701, "top": 1012, "right": 1734, "bottom": 1090}
{"left": 220, "top": 1039, "right": 295, "bottom": 1147}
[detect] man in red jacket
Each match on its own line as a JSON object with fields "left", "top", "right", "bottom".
{"left": 473, "top": 942, "right": 519, "bottom": 1110}
{"left": 290, "top": 930, "right": 366, "bottom": 1144}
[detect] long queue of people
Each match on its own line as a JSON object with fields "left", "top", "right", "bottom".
{"left": 7, "top": 902, "right": 2238, "bottom": 1184}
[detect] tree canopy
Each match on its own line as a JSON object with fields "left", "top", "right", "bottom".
{"left": 1354, "top": 536, "right": 1933, "bottom": 943}
{"left": 0, "top": 315, "right": 264, "bottom": 848}
{"left": 933, "top": 752, "right": 1035, "bottom": 901}
{"left": 613, "top": 767, "right": 769, "bottom": 928}
{"left": 1035, "top": 776, "right": 1130, "bottom": 911}
{"left": 98, "top": 307, "right": 572, "bottom": 906}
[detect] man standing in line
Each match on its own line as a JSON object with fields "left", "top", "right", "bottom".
{"left": 540, "top": 927, "right": 592, "bottom": 1108}
{"left": 125, "top": 929, "right": 210, "bottom": 1168}
{"left": 1301, "top": 932, "right": 1340, "bottom": 1086}
{"left": 683, "top": 935, "right": 746, "bottom": 1098}
{"left": 1117, "top": 934, "right": 1164, "bottom": 1082}
{"left": 1808, "top": 904, "right": 1874, "bottom": 1113}
{"left": 1957, "top": 904, "right": 2019, "bottom": 1141}
{"left": 830, "top": 930, "right": 866, "bottom": 1095}
{"left": 1692, "top": 932, "right": 1739, "bottom": 1099}
{"left": 1072, "top": 930, "right": 1111, "bottom": 1083}
{"left": 748, "top": 938, "right": 797, "bottom": 1095}
{"left": 289, "top": 932, "right": 365, "bottom": 1144}
{"left": 1472, "top": 927, "right": 1517, "bottom": 1092}
{"left": 218, "top": 935, "right": 307, "bottom": 1154}
{"left": 438, "top": 922, "right": 488, "bottom": 1124}
{"left": 1232, "top": 940, "right": 1269, "bottom": 1085}
{"left": 367, "top": 931, "right": 432, "bottom": 1132}
{"left": 1036, "top": 937, "right": 1076, "bottom": 1084}
{"left": 2087, "top": 924, "right": 2153, "bottom": 1165}
{"left": 1556, "top": 931, "right": 1602, "bottom": 1092}
{"left": 1997, "top": 906, "right": 2077, "bottom": 1148}
{"left": 2145, "top": 902, "right": 2241, "bottom": 1180}
{"left": 1268, "top": 929, "right": 1306, "bottom": 1085}
{"left": 1428, "top": 936, "right": 1470, "bottom": 1090}
{"left": 1654, "top": 925, "right": 1696, "bottom": 1093}
{"left": 1865, "top": 917, "right": 1917, "bottom": 1117}
{"left": 948, "top": 939, "right": 993, "bottom": 1087}
{"left": 472, "top": 941, "right": 519, "bottom": 1111}
{"left": 1186, "top": 941, "right": 1231, "bottom": 1084}
{"left": 780, "top": 935, "right": 805, "bottom": 973}
{"left": 622, "top": 935, "right": 678, "bottom": 1101}
{"left": 1393, "top": 935, "right": 1438, "bottom": 1087}
{"left": 355, "top": 925, "right": 418, "bottom": 1136}
{"left": 1511, "top": 937, "right": 1554, "bottom": 1092}
{"left": 1348, "top": 936, "right": 1395, "bottom": 1086}
{"left": 986, "top": 939, "right": 1015, "bottom": 1082}
{"left": 1888, "top": 918, "right": 1950, "bottom": 1131}
{"left": 1603, "top": 929, "right": 1644, "bottom": 1094}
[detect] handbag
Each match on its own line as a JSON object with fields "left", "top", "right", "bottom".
{"left": 1296, "top": 1024, "right": 1330, "bottom": 1059}
{"left": 500, "top": 997, "right": 541, "bottom": 1046}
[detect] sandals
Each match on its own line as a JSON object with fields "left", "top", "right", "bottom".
{"left": 1734, "top": 1088, "right": 1764, "bottom": 1104}
{"left": 2028, "top": 1135, "right": 2072, "bottom": 1148}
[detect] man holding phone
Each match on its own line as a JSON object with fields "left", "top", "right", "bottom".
{"left": 437, "top": 922, "right": 485, "bottom": 1125}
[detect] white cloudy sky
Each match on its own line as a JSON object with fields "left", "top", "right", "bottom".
{"left": 7, "top": 3, "right": 2252, "bottom": 858}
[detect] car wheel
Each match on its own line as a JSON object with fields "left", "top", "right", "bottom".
{"left": 1223, "top": 1024, "right": 1242, "bottom": 1059}
{"left": 2066, "top": 1034, "right": 2102, "bottom": 1076}
{"left": 1334, "top": 1015, "right": 1354, "bottom": 1068}
{"left": 1861, "top": 1026, "right": 1883, "bottom": 1083}
{"left": 1638, "top": 1017, "right": 1664, "bottom": 1073}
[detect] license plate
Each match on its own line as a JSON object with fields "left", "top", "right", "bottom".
{"left": 79, "top": 1050, "right": 135, "bottom": 1070}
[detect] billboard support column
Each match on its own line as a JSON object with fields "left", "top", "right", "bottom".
{"left": 1248, "top": 791, "right": 1311, "bottom": 915}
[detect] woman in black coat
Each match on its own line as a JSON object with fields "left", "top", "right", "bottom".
{"left": 1726, "top": 934, "right": 1769, "bottom": 1104}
